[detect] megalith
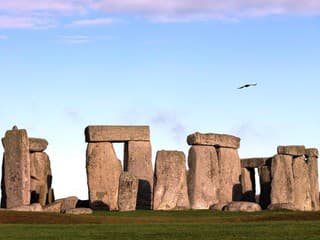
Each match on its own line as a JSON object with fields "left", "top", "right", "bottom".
{"left": 306, "top": 148, "right": 319, "bottom": 210}
{"left": 1, "top": 129, "right": 30, "bottom": 208}
{"left": 241, "top": 167, "right": 255, "bottom": 202}
{"left": 153, "top": 151, "right": 189, "bottom": 210}
{"left": 86, "top": 142, "right": 122, "bottom": 210}
{"left": 258, "top": 165, "right": 271, "bottom": 209}
{"left": 187, "top": 132, "right": 242, "bottom": 209}
{"left": 118, "top": 172, "right": 138, "bottom": 211}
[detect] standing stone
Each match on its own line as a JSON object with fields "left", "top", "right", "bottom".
{"left": 118, "top": 172, "right": 138, "bottom": 211}
{"left": 2, "top": 129, "right": 30, "bottom": 208}
{"left": 30, "top": 152, "right": 51, "bottom": 206}
{"left": 153, "top": 151, "right": 190, "bottom": 210}
{"left": 187, "top": 146, "right": 219, "bottom": 209}
{"left": 292, "top": 156, "right": 312, "bottom": 211}
{"left": 1, "top": 154, "right": 6, "bottom": 208}
{"left": 306, "top": 148, "right": 319, "bottom": 210}
{"left": 258, "top": 165, "right": 271, "bottom": 209}
{"left": 241, "top": 168, "right": 255, "bottom": 202}
{"left": 218, "top": 147, "right": 242, "bottom": 202}
{"left": 86, "top": 142, "right": 122, "bottom": 210}
{"left": 271, "top": 154, "right": 294, "bottom": 205}
{"left": 124, "top": 141, "right": 153, "bottom": 209}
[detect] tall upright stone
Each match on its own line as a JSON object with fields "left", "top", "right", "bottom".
{"left": 271, "top": 154, "right": 294, "bottom": 205}
{"left": 306, "top": 148, "right": 319, "bottom": 210}
{"left": 124, "top": 141, "right": 153, "bottom": 209}
{"left": 218, "top": 147, "right": 242, "bottom": 202}
{"left": 118, "top": 172, "right": 138, "bottom": 211}
{"left": 1, "top": 129, "right": 30, "bottom": 208}
{"left": 153, "top": 151, "right": 189, "bottom": 210}
{"left": 292, "top": 156, "right": 312, "bottom": 211}
{"left": 241, "top": 168, "right": 255, "bottom": 202}
{"left": 86, "top": 142, "right": 122, "bottom": 210}
{"left": 258, "top": 165, "right": 271, "bottom": 209}
{"left": 187, "top": 145, "right": 219, "bottom": 209}
{"left": 30, "top": 152, "right": 51, "bottom": 206}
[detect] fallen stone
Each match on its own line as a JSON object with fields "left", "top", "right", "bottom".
{"left": 292, "top": 156, "right": 312, "bottom": 211}
{"left": 241, "top": 158, "right": 271, "bottom": 168}
{"left": 187, "top": 145, "right": 219, "bottom": 209}
{"left": 85, "top": 126, "right": 150, "bottom": 142}
{"left": 55, "top": 196, "right": 79, "bottom": 213}
{"left": 9, "top": 203, "right": 42, "bottom": 212}
{"left": 2, "top": 129, "right": 30, "bottom": 208}
{"left": 187, "top": 132, "right": 240, "bottom": 149}
{"left": 241, "top": 168, "right": 255, "bottom": 202}
{"left": 271, "top": 154, "right": 294, "bottom": 205}
{"left": 223, "top": 202, "right": 262, "bottom": 212}
{"left": 42, "top": 201, "right": 62, "bottom": 213}
{"left": 268, "top": 203, "right": 296, "bottom": 211}
{"left": 306, "top": 148, "right": 319, "bottom": 158}
{"left": 87, "top": 142, "right": 122, "bottom": 210}
{"left": 29, "top": 138, "right": 48, "bottom": 152}
{"left": 277, "top": 146, "right": 306, "bottom": 156}
{"left": 218, "top": 147, "right": 242, "bottom": 203}
{"left": 258, "top": 166, "right": 271, "bottom": 209}
{"left": 124, "top": 141, "right": 153, "bottom": 209}
{"left": 118, "top": 172, "right": 138, "bottom": 211}
{"left": 209, "top": 202, "right": 228, "bottom": 211}
{"left": 153, "top": 151, "right": 190, "bottom": 210}
{"left": 65, "top": 208, "right": 93, "bottom": 215}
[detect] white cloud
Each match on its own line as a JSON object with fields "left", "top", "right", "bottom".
{"left": 59, "top": 35, "right": 90, "bottom": 44}
{"left": 0, "top": 15, "right": 55, "bottom": 29}
{"left": 69, "top": 17, "right": 116, "bottom": 27}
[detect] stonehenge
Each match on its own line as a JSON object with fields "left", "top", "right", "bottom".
{"left": 1, "top": 127, "right": 54, "bottom": 209}
{"left": 1, "top": 125, "right": 319, "bottom": 213}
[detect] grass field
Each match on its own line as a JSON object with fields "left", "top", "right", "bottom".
{"left": 1, "top": 210, "right": 320, "bottom": 240}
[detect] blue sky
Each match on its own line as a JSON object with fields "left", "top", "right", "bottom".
{"left": 1, "top": 0, "right": 320, "bottom": 199}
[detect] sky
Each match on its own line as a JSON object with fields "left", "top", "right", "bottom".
{"left": 1, "top": 0, "right": 320, "bottom": 199}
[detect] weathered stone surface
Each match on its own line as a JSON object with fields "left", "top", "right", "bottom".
{"left": 223, "top": 201, "right": 262, "bottom": 212}
{"left": 209, "top": 202, "right": 228, "bottom": 211}
{"left": 124, "top": 141, "right": 153, "bottom": 209}
{"left": 187, "top": 146, "right": 219, "bottom": 209}
{"left": 271, "top": 155, "right": 294, "bottom": 205}
{"left": 241, "top": 158, "right": 271, "bottom": 168}
{"left": 153, "top": 151, "right": 190, "bottom": 210}
{"left": 29, "top": 138, "right": 48, "bottom": 152}
{"left": 258, "top": 166, "right": 271, "bottom": 209}
{"left": 65, "top": 208, "right": 93, "bottom": 215}
{"left": 56, "top": 196, "right": 79, "bottom": 213}
{"left": 277, "top": 146, "right": 306, "bottom": 156}
{"left": 241, "top": 168, "right": 255, "bottom": 202}
{"left": 307, "top": 153, "right": 319, "bottom": 210}
{"left": 30, "top": 152, "right": 51, "bottom": 206}
{"left": 118, "top": 172, "right": 138, "bottom": 212}
{"left": 1, "top": 154, "right": 6, "bottom": 208}
{"left": 9, "top": 203, "right": 42, "bottom": 212}
{"left": 86, "top": 142, "right": 122, "bottom": 210}
{"left": 268, "top": 203, "right": 296, "bottom": 211}
{"left": 2, "top": 129, "right": 30, "bottom": 208}
{"left": 47, "top": 188, "right": 55, "bottom": 204}
{"left": 85, "top": 126, "right": 150, "bottom": 142}
{"left": 306, "top": 148, "right": 319, "bottom": 158}
{"left": 187, "top": 132, "right": 240, "bottom": 149}
{"left": 218, "top": 147, "right": 242, "bottom": 203}
{"left": 42, "top": 201, "right": 62, "bottom": 213}
{"left": 292, "top": 156, "right": 312, "bottom": 211}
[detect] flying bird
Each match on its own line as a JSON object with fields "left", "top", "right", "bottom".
{"left": 237, "top": 83, "right": 257, "bottom": 89}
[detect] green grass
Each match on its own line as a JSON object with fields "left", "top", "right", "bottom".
{"left": 1, "top": 211, "right": 320, "bottom": 239}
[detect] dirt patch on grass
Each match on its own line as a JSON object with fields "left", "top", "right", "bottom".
{"left": 1, "top": 210, "right": 320, "bottom": 224}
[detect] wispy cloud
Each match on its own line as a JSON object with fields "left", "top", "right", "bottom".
{"left": 69, "top": 17, "right": 117, "bottom": 27}
{"left": 0, "top": 35, "right": 8, "bottom": 40}
{"left": 59, "top": 35, "right": 90, "bottom": 44}
{"left": 1, "top": 0, "right": 320, "bottom": 29}
{"left": 0, "top": 15, "right": 55, "bottom": 29}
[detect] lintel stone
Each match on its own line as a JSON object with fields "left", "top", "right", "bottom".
{"left": 85, "top": 125, "right": 150, "bottom": 142}
{"left": 29, "top": 138, "right": 48, "bottom": 152}
{"left": 277, "top": 145, "right": 306, "bottom": 156}
{"left": 187, "top": 132, "right": 240, "bottom": 149}
{"left": 241, "top": 157, "right": 272, "bottom": 168}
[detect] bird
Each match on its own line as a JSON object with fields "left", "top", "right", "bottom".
{"left": 237, "top": 83, "right": 257, "bottom": 89}
{"left": 12, "top": 125, "right": 18, "bottom": 130}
